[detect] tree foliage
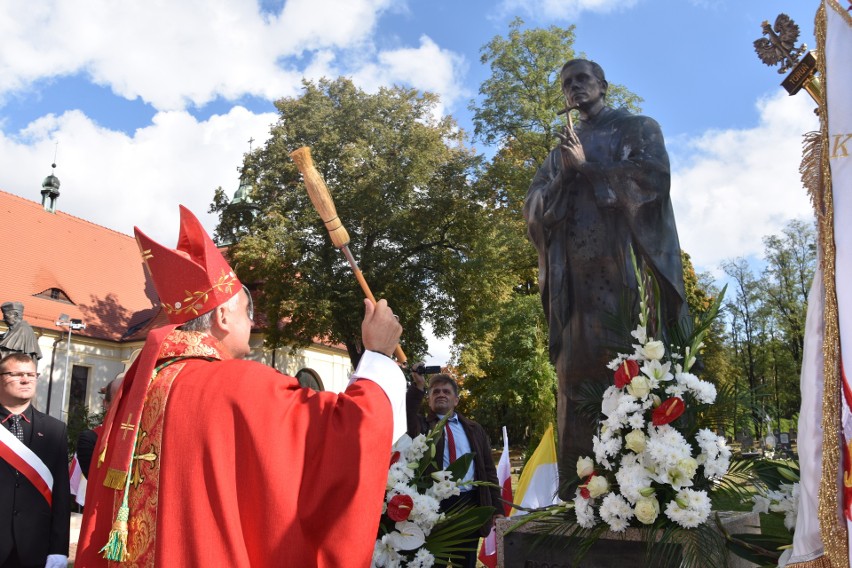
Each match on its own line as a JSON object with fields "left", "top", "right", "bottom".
{"left": 720, "top": 219, "right": 816, "bottom": 439}
{"left": 458, "top": 294, "right": 556, "bottom": 447}
{"left": 212, "top": 78, "right": 511, "bottom": 366}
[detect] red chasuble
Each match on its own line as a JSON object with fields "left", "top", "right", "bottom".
{"left": 77, "top": 330, "right": 392, "bottom": 567}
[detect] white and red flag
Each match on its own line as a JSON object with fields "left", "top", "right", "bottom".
{"left": 478, "top": 426, "right": 513, "bottom": 568}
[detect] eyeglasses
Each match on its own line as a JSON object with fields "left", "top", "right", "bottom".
{"left": 1, "top": 371, "right": 38, "bottom": 381}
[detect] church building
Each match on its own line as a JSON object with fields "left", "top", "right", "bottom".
{"left": 0, "top": 167, "right": 352, "bottom": 425}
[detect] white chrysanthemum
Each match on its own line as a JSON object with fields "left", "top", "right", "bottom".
{"left": 593, "top": 428, "right": 623, "bottom": 470}
{"left": 409, "top": 493, "right": 443, "bottom": 533}
{"left": 664, "top": 384, "right": 686, "bottom": 398}
{"left": 642, "top": 359, "right": 673, "bottom": 383}
{"left": 615, "top": 462, "right": 652, "bottom": 504}
{"left": 607, "top": 353, "right": 634, "bottom": 371}
{"left": 645, "top": 426, "right": 690, "bottom": 466}
{"left": 645, "top": 426, "right": 693, "bottom": 487}
{"left": 627, "top": 412, "right": 646, "bottom": 430}
{"left": 664, "top": 489, "right": 711, "bottom": 528}
{"left": 695, "top": 429, "right": 731, "bottom": 479}
{"left": 387, "top": 462, "right": 415, "bottom": 490}
{"left": 409, "top": 548, "right": 436, "bottom": 568}
{"left": 676, "top": 372, "right": 717, "bottom": 404}
{"left": 574, "top": 492, "right": 597, "bottom": 528}
{"left": 599, "top": 493, "right": 634, "bottom": 532}
{"left": 604, "top": 394, "right": 642, "bottom": 430}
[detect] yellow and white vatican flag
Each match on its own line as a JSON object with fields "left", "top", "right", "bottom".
{"left": 510, "top": 424, "right": 559, "bottom": 516}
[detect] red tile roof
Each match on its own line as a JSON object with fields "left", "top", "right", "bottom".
{"left": 0, "top": 190, "right": 156, "bottom": 341}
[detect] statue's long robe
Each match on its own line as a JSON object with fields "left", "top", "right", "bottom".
{"left": 524, "top": 107, "right": 687, "bottom": 493}
{"left": 0, "top": 321, "right": 42, "bottom": 359}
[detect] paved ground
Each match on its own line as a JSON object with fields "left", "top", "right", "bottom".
{"left": 69, "top": 513, "right": 81, "bottom": 565}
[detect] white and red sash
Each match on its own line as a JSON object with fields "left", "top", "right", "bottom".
{"left": 0, "top": 422, "right": 53, "bottom": 506}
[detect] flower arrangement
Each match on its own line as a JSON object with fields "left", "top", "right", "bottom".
{"left": 572, "top": 251, "right": 731, "bottom": 534}
{"left": 371, "top": 418, "right": 494, "bottom": 568}
{"left": 504, "top": 249, "right": 735, "bottom": 566}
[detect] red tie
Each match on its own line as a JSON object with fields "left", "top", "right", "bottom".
{"left": 445, "top": 423, "right": 457, "bottom": 464}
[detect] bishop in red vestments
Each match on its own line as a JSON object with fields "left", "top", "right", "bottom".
{"left": 76, "top": 206, "right": 406, "bottom": 567}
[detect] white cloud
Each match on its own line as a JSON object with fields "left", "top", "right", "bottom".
{"left": 496, "top": 0, "right": 637, "bottom": 21}
{"left": 670, "top": 91, "right": 819, "bottom": 275}
{"left": 0, "top": 0, "right": 401, "bottom": 110}
{"left": 0, "top": 107, "right": 277, "bottom": 244}
{"left": 351, "top": 35, "right": 469, "bottom": 111}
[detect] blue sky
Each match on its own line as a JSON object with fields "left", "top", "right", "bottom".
{"left": 0, "top": 0, "right": 821, "bottom": 363}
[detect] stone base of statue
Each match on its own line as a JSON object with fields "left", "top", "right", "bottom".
{"left": 496, "top": 511, "right": 759, "bottom": 568}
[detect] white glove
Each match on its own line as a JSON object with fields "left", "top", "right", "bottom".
{"left": 45, "top": 554, "right": 68, "bottom": 568}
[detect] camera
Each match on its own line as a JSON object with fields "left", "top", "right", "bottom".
{"left": 413, "top": 363, "right": 441, "bottom": 375}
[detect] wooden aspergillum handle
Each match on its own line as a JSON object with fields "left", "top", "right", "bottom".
{"left": 289, "top": 146, "right": 407, "bottom": 363}
{"left": 289, "top": 147, "right": 350, "bottom": 249}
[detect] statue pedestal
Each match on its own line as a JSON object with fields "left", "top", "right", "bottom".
{"left": 496, "top": 511, "right": 759, "bottom": 568}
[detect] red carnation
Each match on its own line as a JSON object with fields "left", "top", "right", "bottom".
{"left": 652, "top": 397, "right": 685, "bottom": 426}
{"left": 387, "top": 494, "right": 414, "bottom": 522}
{"left": 614, "top": 359, "right": 639, "bottom": 389}
{"left": 390, "top": 451, "right": 401, "bottom": 466}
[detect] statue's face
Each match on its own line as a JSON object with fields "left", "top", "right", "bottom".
{"left": 2, "top": 310, "right": 19, "bottom": 326}
{"left": 561, "top": 62, "right": 605, "bottom": 111}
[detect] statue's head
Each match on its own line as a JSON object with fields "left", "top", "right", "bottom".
{"left": 1, "top": 302, "right": 23, "bottom": 326}
{"left": 560, "top": 59, "right": 608, "bottom": 112}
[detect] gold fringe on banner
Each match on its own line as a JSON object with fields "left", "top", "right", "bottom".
{"left": 813, "top": 2, "right": 850, "bottom": 567}
{"left": 787, "top": 556, "right": 835, "bottom": 568}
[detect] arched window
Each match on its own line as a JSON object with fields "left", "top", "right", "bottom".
{"left": 34, "top": 287, "right": 73, "bottom": 303}
{"left": 295, "top": 368, "right": 324, "bottom": 391}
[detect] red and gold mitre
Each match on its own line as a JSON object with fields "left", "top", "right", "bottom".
{"left": 134, "top": 205, "right": 241, "bottom": 324}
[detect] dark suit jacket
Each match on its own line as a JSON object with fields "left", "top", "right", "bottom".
{"left": 406, "top": 386, "right": 501, "bottom": 537}
{"left": 0, "top": 406, "right": 71, "bottom": 566}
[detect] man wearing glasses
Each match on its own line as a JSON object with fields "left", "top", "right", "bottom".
{"left": 0, "top": 353, "right": 70, "bottom": 568}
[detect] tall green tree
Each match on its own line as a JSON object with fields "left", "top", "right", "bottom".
{"left": 758, "top": 219, "right": 816, "bottom": 429}
{"left": 723, "top": 258, "right": 772, "bottom": 439}
{"left": 459, "top": 294, "right": 557, "bottom": 447}
{"left": 760, "top": 219, "right": 816, "bottom": 377}
{"left": 211, "top": 78, "right": 510, "bottom": 366}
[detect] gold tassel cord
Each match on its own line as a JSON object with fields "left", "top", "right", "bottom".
{"left": 100, "top": 505, "right": 130, "bottom": 562}
{"left": 101, "top": 414, "right": 144, "bottom": 562}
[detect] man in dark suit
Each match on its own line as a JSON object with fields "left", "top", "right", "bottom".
{"left": 0, "top": 353, "right": 70, "bottom": 568}
{"left": 406, "top": 370, "right": 502, "bottom": 568}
